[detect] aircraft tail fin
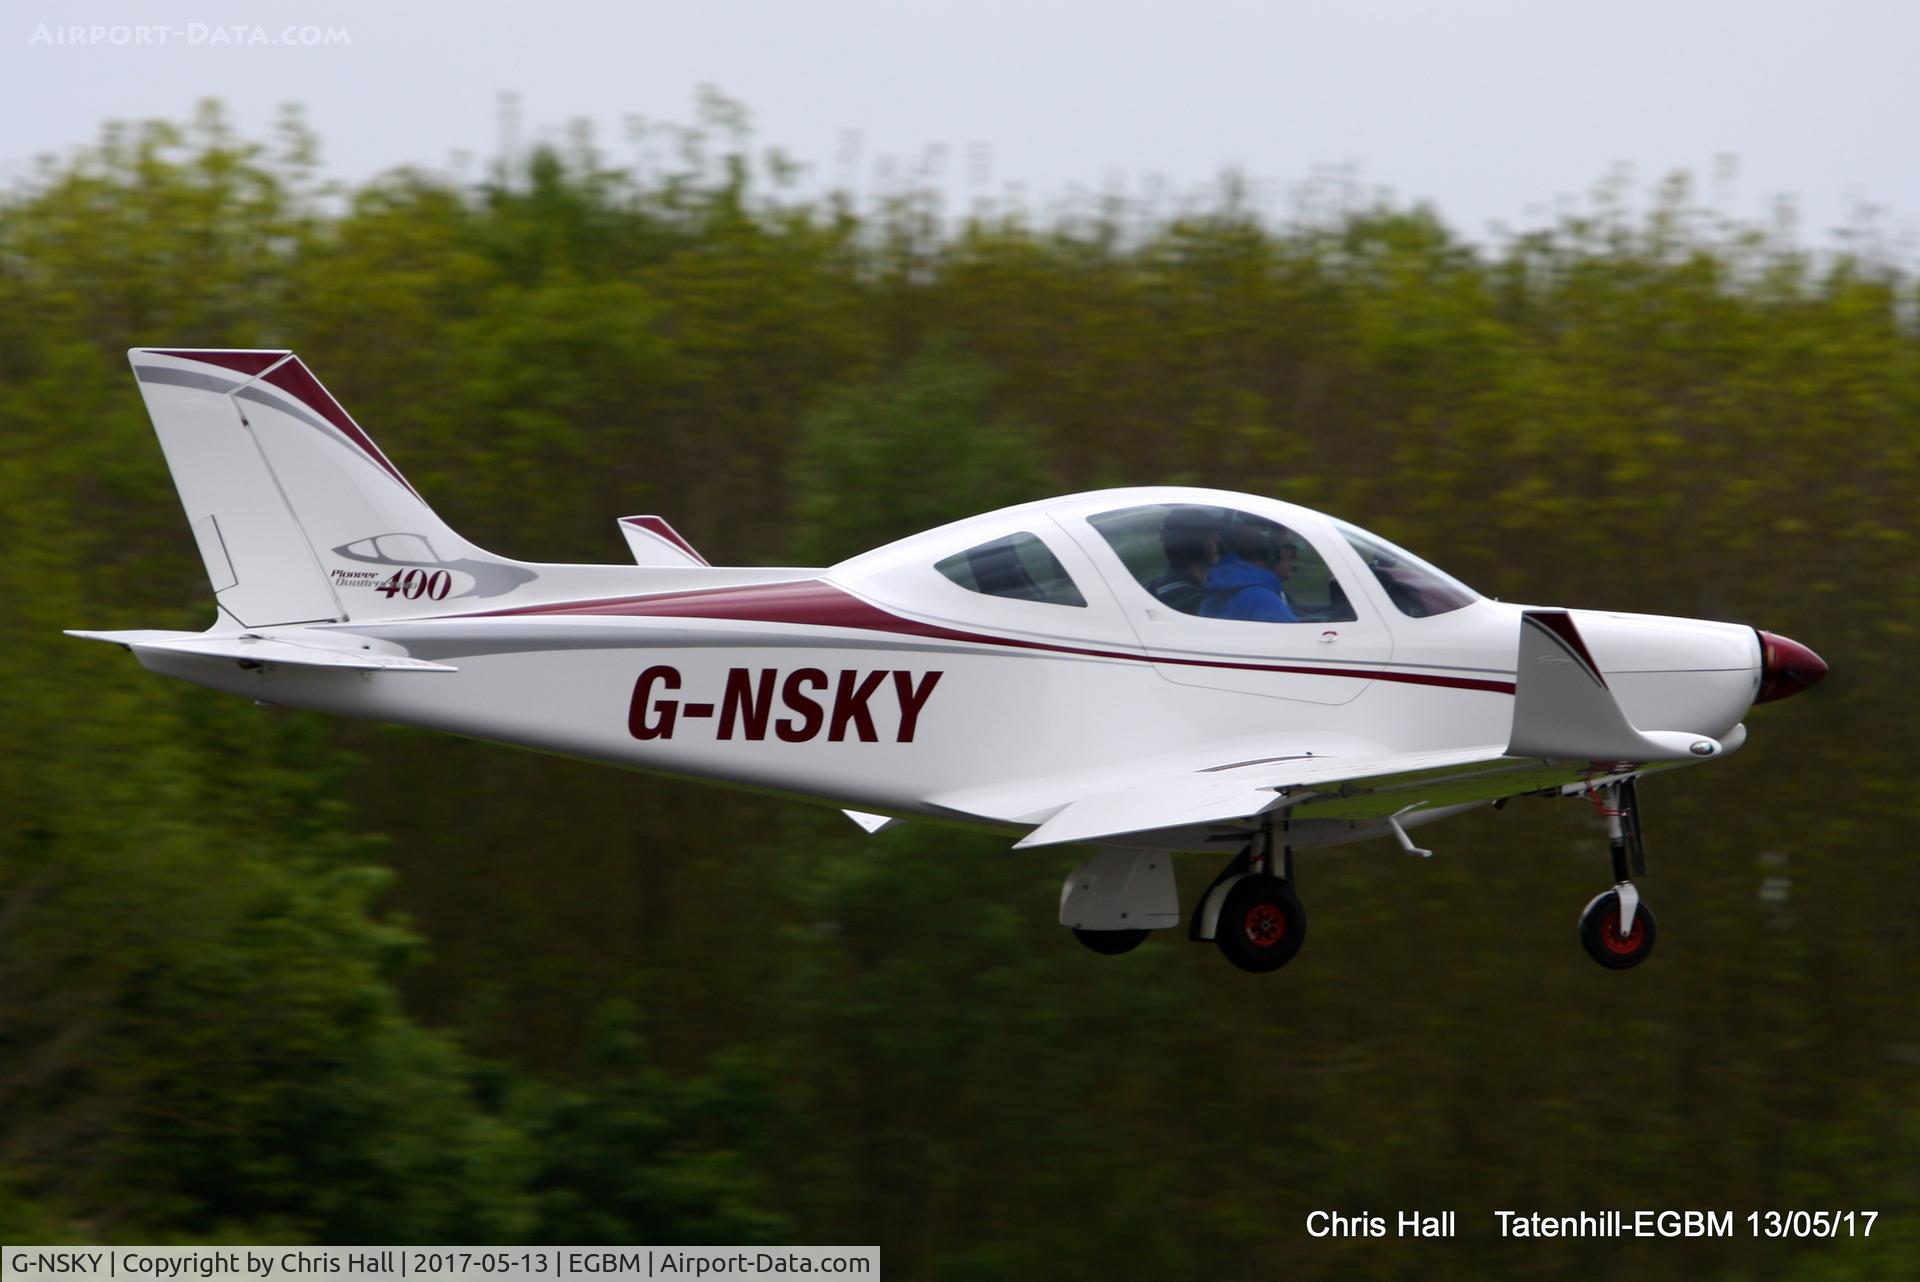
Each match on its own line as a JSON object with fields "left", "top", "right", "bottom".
{"left": 1506, "top": 610, "right": 1727, "bottom": 763}
{"left": 127, "top": 348, "right": 539, "bottom": 628}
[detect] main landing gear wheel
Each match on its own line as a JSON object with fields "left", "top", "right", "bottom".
{"left": 1579, "top": 889, "right": 1657, "bottom": 970}
{"left": 1216, "top": 876, "right": 1307, "bottom": 973}
{"left": 1072, "top": 926, "right": 1149, "bottom": 956}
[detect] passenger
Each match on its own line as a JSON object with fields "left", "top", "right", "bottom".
{"left": 1200, "top": 521, "right": 1300, "bottom": 622}
{"left": 1145, "top": 507, "right": 1220, "bottom": 614}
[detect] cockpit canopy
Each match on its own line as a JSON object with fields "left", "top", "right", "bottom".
{"left": 829, "top": 487, "right": 1481, "bottom": 626}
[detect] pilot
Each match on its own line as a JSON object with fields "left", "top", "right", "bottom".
{"left": 1145, "top": 507, "right": 1221, "bottom": 615}
{"left": 1200, "top": 520, "right": 1300, "bottom": 622}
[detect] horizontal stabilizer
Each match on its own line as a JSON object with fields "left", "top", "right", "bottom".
{"left": 66, "top": 629, "right": 456, "bottom": 673}
{"left": 1505, "top": 611, "right": 1723, "bottom": 763}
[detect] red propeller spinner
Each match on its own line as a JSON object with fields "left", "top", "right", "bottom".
{"left": 1755, "top": 631, "right": 1829, "bottom": 704}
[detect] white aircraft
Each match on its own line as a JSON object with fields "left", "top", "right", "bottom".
{"left": 72, "top": 349, "right": 1828, "bottom": 973}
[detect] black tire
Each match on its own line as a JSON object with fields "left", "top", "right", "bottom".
{"left": 1072, "top": 927, "right": 1149, "bottom": 956}
{"left": 1579, "top": 890, "right": 1657, "bottom": 969}
{"left": 1215, "top": 876, "right": 1307, "bottom": 973}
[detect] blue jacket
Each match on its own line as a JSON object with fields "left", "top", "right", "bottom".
{"left": 1200, "top": 554, "right": 1299, "bottom": 622}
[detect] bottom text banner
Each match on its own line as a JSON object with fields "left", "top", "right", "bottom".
{"left": 0, "top": 1248, "right": 880, "bottom": 1282}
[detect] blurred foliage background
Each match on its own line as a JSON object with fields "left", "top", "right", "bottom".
{"left": 1, "top": 96, "right": 1915, "bottom": 1279}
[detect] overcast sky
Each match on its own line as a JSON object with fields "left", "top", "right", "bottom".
{"left": 5, "top": 0, "right": 1917, "bottom": 246}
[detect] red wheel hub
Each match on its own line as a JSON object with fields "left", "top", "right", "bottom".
{"left": 1600, "top": 911, "right": 1645, "bottom": 956}
{"left": 1244, "top": 902, "right": 1288, "bottom": 948}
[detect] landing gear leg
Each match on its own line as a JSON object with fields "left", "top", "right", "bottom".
{"left": 1620, "top": 775, "right": 1647, "bottom": 877}
{"left": 1580, "top": 781, "right": 1656, "bottom": 969}
{"left": 1198, "top": 816, "right": 1308, "bottom": 974}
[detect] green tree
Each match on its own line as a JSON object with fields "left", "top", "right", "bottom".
{"left": 789, "top": 345, "right": 1050, "bottom": 565}
{"left": 518, "top": 1003, "right": 789, "bottom": 1245}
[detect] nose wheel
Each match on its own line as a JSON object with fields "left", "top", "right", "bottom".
{"left": 1580, "top": 887, "right": 1656, "bottom": 969}
{"left": 1579, "top": 779, "right": 1656, "bottom": 969}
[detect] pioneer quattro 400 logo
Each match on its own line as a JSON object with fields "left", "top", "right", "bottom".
{"left": 629, "top": 665, "right": 942, "bottom": 743}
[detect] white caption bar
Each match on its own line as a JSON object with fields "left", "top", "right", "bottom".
{"left": 1, "top": 1248, "right": 880, "bottom": 1282}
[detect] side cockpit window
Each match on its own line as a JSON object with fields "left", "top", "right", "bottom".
{"left": 935, "top": 532, "right": 1087, "bottom": 607}
{"left": 1088, "top": 504, "right": 1356, "bottom": 623}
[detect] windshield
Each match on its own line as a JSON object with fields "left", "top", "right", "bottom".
{"left": 1335, "top": 521, "right": 1479, "bottom": 618}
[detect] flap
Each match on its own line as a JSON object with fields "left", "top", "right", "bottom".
{"left": 1012, "top": 743, "right": 1518, "bottom": 849}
